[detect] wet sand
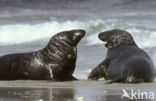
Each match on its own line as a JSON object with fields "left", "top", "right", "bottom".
{"left": 0, "top": 80, "right": 155, "bottom": 101}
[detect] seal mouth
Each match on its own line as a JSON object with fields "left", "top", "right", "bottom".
{"left": 104, "top": 42, "right": 108, "bottom": 47}
{"left": 98, "top": 32, "right": 109, "bottom": 47}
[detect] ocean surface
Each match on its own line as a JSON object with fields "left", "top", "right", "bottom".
{"left": 0, "top": 0, "right": 156, "bottom": 100}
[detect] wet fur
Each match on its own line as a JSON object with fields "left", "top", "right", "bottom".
{"left": 88, "top": 29, "right": 155, "bottom": 83}
{"left": 0, "top": 29, "right": 85, "bottom": 81}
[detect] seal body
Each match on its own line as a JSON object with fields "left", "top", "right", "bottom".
{"left": 0, "top": 29, "right": 85, "bottom": 81}
{"left": 88, "top": 29, "right": 155, "bottom": 83}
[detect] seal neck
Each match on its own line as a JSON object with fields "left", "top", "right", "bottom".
{"left": 107, "top": 40, "right": 138, "bottom": 49}
{"left": 39, "top": 39, "right": 77, "bottom": 62}
{"left": 40, "top": 47, "right": 54, "bottom": 60}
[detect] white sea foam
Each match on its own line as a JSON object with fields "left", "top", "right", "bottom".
{"left": 0, "top": 20, "right": 104, "bottom": 45}
{"left": 73, "top": 69, "right": 92, "bottom": 79}
{"left": 85, "top": 20, "right": 156, "bottom": 48}
{"left": 86, "top": 33, "right": 103, "bottom": 46}
{"left": 0, "top": 20, "right": 156, "bottom": 48}
{"left": 0, "top": 21, "right": 89, "bottom": 45}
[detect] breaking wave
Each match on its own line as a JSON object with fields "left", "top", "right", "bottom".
{"left": 0, "top": 20, "right": 156, "bottom": 48}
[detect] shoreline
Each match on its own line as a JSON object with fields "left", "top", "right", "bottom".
{"left": 0, "top": 80, "right": 155, "bottom": 89}
{"left": 0, "top": 80, "right": 156, "bottom": 101}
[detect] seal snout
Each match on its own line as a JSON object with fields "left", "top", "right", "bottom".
{"left": 73, "top": 29, "right": 85, "bottom": 38}
{"left": 98, "top": 32, "right": 107, "bottom": 41}
{"left": 72, "top": 29, "right": 85, "bottom": 43}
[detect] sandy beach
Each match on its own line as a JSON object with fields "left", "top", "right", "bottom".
{"left": 0, "top": 80, "right": 155, "bottom": 101}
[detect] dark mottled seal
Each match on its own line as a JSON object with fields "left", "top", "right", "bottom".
{"left": 0, "top": 29, "right": 85, "bottom": 81}
{"left": 88, "top": 29, "right": 155, "bottom": 83}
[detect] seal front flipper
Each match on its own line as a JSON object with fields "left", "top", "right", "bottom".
{"left": 88, "top": 58, "right": 109, "bottom": 80}
{"left": 106, "top": 76, "right": 144, "bottom": 84}
{"left": 125, "top": 75, "right": 144, "bottom": 83}
{"left": 105, "top": 78, "right": 125, "bottom": 84}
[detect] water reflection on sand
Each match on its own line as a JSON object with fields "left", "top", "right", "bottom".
{"left": 0, "top": 81, "right": 155, "bottom": 101}
{"left": 0, "top": 87, "right": 155, "bottom": 101}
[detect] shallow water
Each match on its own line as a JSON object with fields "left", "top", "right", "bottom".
{"left": 0, "top": 81, "right": 156, "bottom": 101}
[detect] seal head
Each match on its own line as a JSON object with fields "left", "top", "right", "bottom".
{"left": 49, "top": 29, "right": 85, "bottom": 46}
{"left": 98, "top": 29, "right": 137, "bottom": 48}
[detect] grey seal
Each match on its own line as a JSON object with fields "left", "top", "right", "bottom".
{"left": 0, "top": 29, "right": 85, "bottom": 81}
{"left": 88, "top": 29, "right": 155, "bottom": 83}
